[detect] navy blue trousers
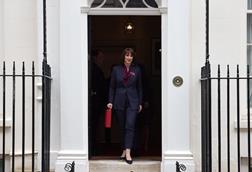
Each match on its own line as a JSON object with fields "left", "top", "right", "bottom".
{"left": 115, "top": 108, "right": 138, "bottom": 149}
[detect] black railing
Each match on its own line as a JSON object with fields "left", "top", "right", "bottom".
{"left": 64, "top": 161, "right": 75, "bottom": 172}
{"left": 1, "top": 59, "right": 51, "bottom": 172}
{"left": 176, "top": 161, "right": 186, "bottom": 172}
{"left": 42, "top": 60, "right": 51, "bottom": 172}
{"left": 201, "top": 63, "right": 252, "bottom": 172}
{"left": 201, "top": 62, "right": 212, "bottom": 172}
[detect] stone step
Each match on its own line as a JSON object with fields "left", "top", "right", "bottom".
{"left": 89, "top": 159, "right": 161, "bottom": 172}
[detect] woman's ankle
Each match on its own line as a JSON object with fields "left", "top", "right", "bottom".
{"left": 125, "top": 149, "right": 132, "bottom": 160}
{"left": 121, "top": 150, "right": 126, "bottom": 157}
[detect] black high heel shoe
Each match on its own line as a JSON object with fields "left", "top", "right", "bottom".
{"left": 125, "top": 158, "right": 133, "bottom": 164}
{"left": 120, "top": 156, "right": 125, "bottom": 160}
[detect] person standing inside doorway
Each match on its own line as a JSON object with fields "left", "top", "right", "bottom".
{"left": 90, "top": 49, "right": 106, "bottom": 156}
{"left": 107, "top": 48, "right": 143, "bottom": 164}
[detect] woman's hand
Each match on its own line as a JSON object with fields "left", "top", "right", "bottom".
{"left": 138, "top": 105, "right": 142, "bottom": 113}
{"left": 107, "top": 103, "right": 113, "bottom": 109}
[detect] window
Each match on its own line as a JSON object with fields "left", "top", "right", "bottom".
{"left": 247, "top": 1, "right": 252, "bottom": 63}
{"left": 90, "top": 0, "right": 159, "bottom": 8}
{"left": 247, "top": 0, "right": 252, "bottom": 105}
{"left": 247, "top": 12, "right": 252, "bottom": 66}
{"left": 249, "top": 0, "right": 252, "bottom": 9}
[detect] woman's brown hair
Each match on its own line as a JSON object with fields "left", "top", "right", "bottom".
{"left": 121, "top": 48, "right": 135, "bottom": 64}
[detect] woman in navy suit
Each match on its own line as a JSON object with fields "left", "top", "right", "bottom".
{"left": 107, "top": 48, "right": 143, "bottom": 164}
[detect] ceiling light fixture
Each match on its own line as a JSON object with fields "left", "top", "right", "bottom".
{"left": 125, "top": 22, "right": 134, "bottom": 34}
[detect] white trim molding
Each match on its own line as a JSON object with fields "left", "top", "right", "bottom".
{"left": 81, "top": 6, "right": 167, "bottom": 15}
{"left": 56, "top": 150, "right": 88, "bottom": 160}
{"left": 162, "top": 151, "right": 195, "bottom": 172}
{"left": 55, "top": 151, "right": 88, "bottom": 172}
{"left": 164, "top": 150, "right": 194, "bottom": 160}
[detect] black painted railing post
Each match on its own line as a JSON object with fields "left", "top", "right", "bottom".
{"left": 176, "top": 161, "right": 180, "bottom": 172}
{"left": 42, "top": 59, "right": 51, "bottom": 172}
{"left": 247, "top": 65, "right": 251, "bottom": 172}
{"left": 22, "top": 62, "right": 26, "bottom": 172}
{"left": 236, "top": 65, "right": 241, "bottom": 172}
{"left": 71, "top": 161, "right": 75, "bottom": 172}
{"left": 32, "top": 62, "right": 35, "bottom": 172}
{"left": 201, "top": 62, "right": 212, "bottom": 172}
{"left": 12, "top": 62, "right": 16, "bottom": 172}
{"left": 217, "top": 65, "right": 221, "bottom": 172}
{"left": 227, "top": 65, "right": 230, "bottom": 172}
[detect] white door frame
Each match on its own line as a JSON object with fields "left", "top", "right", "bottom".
{"left": 56, "top": 0, "right": 195, "bottom": 171}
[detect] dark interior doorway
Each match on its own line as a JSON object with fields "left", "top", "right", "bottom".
{"left": 88, "top": 16, "right": 161, "bottom": 159}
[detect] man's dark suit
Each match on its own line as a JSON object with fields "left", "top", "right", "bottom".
{"left": 108, "top": 64, "right": 143, "bottom": 149}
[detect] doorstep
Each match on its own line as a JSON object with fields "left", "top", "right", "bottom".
{"left": 89, "top": 158, "right": 161, "bottom": 172}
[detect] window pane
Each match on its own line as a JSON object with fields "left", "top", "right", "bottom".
{"left": 247, "top": 45, "right": 252, "bottom": 106}
{"left": 145, "top": 0, "right": 158, "bottom": 8}
{"left": 90, "top": 0, "right": 158, "bottom": 8}
{"left": 248, "top": 45, "right": 252, "bottom": 66}
{"left": 126, "top": 0, "right": 147, "bottom": 8}
{"left": 249, "top": 0, "right": 252, "bottom": 9}
{"left": 91, "top": 0, "right": 104, "bottom": 8}
{"left": 102, "top": 0, "right": 123, "bottom": 8}
{"left": 248, "top": 14, "right": 252, "bottom": 43}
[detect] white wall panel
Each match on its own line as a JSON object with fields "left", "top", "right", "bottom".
{"left": 0, "top": 0, "right": 3, "bottom": 59}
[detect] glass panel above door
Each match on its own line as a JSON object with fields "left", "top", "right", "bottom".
{"left": 90, "top": 0, "right": 158, "bottom": 8}
{"left": 102, "top": 0, "right": 123, "bottom": 8}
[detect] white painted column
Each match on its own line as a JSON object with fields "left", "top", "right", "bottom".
{"left": 55, "top": 0, "right": 89, "bottom": 171}
{"left": 161, "top": 0, "right": 195, "bottom": 170}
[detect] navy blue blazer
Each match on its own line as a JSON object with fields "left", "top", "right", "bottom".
{"left": 108, "top": 64, "right": 143, "bottom": 110}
